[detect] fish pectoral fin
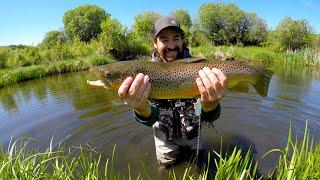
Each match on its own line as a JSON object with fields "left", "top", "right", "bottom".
{"left": 87, "top": 80, "right": 108, "bottom": 89}
{"left": 230, "top": 82, "right": 250, "bottom": 94}
{"left": 174, "top": 57, "right": 207, "bottom": 63}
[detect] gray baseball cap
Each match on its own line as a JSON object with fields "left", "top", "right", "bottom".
{"left": 153, "top": 16, "right": 184, "bottom": 36}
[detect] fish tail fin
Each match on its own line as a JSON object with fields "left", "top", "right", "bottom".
{"left": 253, "top": 69, "right": 273, "bottom": 97}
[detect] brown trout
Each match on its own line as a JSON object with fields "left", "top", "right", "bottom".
{"left": 89, "top": 58, "right": 273, "bottom": 99}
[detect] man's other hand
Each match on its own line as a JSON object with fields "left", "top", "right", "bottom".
{"left": 196, "top": 67, "right": 228, "bottom": 112}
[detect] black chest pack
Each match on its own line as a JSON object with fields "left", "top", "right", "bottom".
{"left": 155, "top": 99, "right": 199, "bottom": 140}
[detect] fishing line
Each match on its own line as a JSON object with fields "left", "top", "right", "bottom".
{"left": 195, "top": 114, "right": 201, "bottom": 167}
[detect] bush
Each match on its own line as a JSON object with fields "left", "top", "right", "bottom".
{"left": 23, "top": 47, "right": 42, "bottom": 66}
{"left": 275, "top": 17, "right": 314, "bottom": 51}
{"left": 0, "top": 48, "right": 9, "bottom": 69}
{"left": 89, "top": 55, "right": 115, "bottom": 65}
{"left": 100, "top": 18, "right": 149, "bottom": 60}
{"left": 39, "top": 30, "right": 69, "bottom": 49}
{"left": 252, "top": 51, "right": 275, "bottom": 63}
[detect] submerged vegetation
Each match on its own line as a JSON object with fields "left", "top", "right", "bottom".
{"left": 0, "top": 124, "right": 319, "bottom": 179}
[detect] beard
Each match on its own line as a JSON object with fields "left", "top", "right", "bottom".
{"left": 160, "top": 47, "right": 183, "bottom": 62}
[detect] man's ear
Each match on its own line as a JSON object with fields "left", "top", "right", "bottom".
{"left": 151, "top": 36, "right": 157, "bottom": 49}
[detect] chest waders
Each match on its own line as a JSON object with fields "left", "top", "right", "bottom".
{"left": 172, "top": 100, "right": 201, "bottom": 166}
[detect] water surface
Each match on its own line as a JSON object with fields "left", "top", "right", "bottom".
{"left": 0, "top": 63, "right": 319, "bottom": 178}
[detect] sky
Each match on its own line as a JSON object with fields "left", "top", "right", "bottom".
{"left": 0, "top": 0, "right": 319, "bottom": 46}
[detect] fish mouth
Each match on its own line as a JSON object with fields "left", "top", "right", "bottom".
{"left": 89, "top": 67, "right": 113, "bottom": 88}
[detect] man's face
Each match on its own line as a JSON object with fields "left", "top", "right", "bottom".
{"left": 153, "top": 28, "right": 183, "bottom": 62}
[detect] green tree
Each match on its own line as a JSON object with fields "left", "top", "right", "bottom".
{"left": 171, "top": 9, "right": 192, "bottom": 45}
{"left": 133, "top": 12, "right": 161, "bottom": 39}
{"left": 100, "top": 18, "right": 149, "bottom": 59}
{"left": 39, "top": 30, "right": 68, "bottom": 49}
{"left": 198, "top": 3, "right": 245, "bottom": 45}
{"left": 221, "top": 3, "right": 245, "bottom": 44}
{"left": 189, "top": 20, "right": 211, "bottom": 47}
{"left": 63, "top": 4, "right": 109, "bottom": 42}
{"left": 100, "top": 18, "right": 127, "bottom": 56}
{"left": 243, "top": 13, "right": 268, "bottom": 45}
{"left": 170, "top": 9, "right": 192, "bottom": 29}
{"left": 275, "top": 17, "right": 314, "bottom": 51}
{"left": 198, "top": 3, "right": 225, "bottom": 45}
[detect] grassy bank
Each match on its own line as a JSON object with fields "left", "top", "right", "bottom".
{"left": 1, "top": 45, "right": 320, "bottom": 88}
{"left": 0, "top": 55, "right": 115, "bottom": 88}
{"left": 1, "top": 124, "right": 319, "bottom": 179}
{"left": 190, "top": 45, "right": 320, "bottom": 66}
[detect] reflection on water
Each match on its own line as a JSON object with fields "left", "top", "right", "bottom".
{"left": 0, "top": 63, "right": 320, "bottom": 177}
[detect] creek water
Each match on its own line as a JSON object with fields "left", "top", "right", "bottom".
{"left": 0, "top": 62, "right": 319, "bottom": 178}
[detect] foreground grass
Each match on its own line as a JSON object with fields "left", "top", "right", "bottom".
{"left": 265, "top": 123, "right": 320, "bottom": 179}
{"left": 1, "top": 123, "right": 319, "bottom": 179}
{"left": 0, "top": 139, "right": 258, "bottom": 180}
{"left": 0, "top": 138, "right": 124, "bottom": 180}
{"left": 0, "top": 55, "right": 115, "bottom": 88}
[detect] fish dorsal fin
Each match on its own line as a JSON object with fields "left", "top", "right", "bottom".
{"left": 174, "top": 57, "right": 206, "bottom": 63}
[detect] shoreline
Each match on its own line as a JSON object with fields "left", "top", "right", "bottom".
{"left": 1, "top": 46, "right": 319, "bottom": 88}
{"left": 0, "top": 56, "right": 115, "bottom": 88}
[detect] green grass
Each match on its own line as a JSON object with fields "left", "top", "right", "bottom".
{"left": 0, "top": 137, "right": 258, "bottom": 180}
{"left": 1, "top": 45, "right": 319, "bottom": 88}
{"left": 264, "top": 122, "right": 320, "bottom": 179}
{"left": 214, "top": 148, "right": 259, "bottom": 180}
{"left": 0, "top": 55, "right": 115, "bottom": 88}
{"left": 0, "top": 138, "right": 129, "bottom": 180}
{"left": 1, "top": 123, "right": 319, "bottom": 179}
{"left": 190, "top": 45, "right": 320, "bottom": 66}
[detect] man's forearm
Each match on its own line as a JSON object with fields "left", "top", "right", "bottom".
{"left": 134, "top": 106, "right": 151, "bottom": 118}
{"left": 200, "top": 102, "right": 221, "bottom": 123}
{"left": 134, "top": 104, "right": 159, "bottom": 127}
{"left": 202, "top": 101, "right": 219, "bottom": 112}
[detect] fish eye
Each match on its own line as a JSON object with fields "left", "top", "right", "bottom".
{"left": 104, "top": 71, "right": 111, "bottom": 77}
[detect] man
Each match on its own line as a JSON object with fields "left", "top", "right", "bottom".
{"left": 117, "top": 16, "right": 228, "bottom": 168}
